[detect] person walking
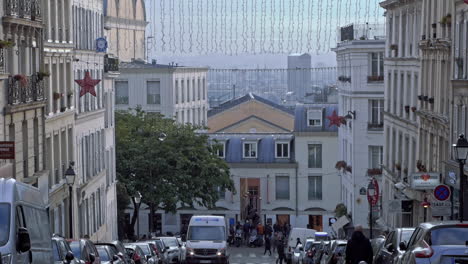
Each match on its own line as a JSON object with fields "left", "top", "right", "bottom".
{"left": 345, "top": 225, "right": 373, "bottom": 264}
{"left": 264, "top": 235, "right": 272, "bottom": 256}
{"left": 243, "top": 220, "right": 251, "bottom": 245}
{"left": 276, "top": 239, "right": 286, "bottom": 264}
{"left": 272, "top": 232, "right": 277, "bottom": 253}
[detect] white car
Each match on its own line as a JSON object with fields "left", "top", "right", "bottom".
{"left": 159, "top": 237, "right": 182, "bottom": 263}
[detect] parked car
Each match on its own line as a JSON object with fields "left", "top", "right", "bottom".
{"left": 320, "top": 240, "right": 347, "bottom": 264}
{"left": 153, "top": 238, "right": 170, "bottom": 264}
{"left": 52, "top": 235, "right": 76, "bottom": 264}
{"left": 125, "top": 244, "right": 148, "bottom": 264}
{"left": 130, "top": 243, "right": 159, "bottom": 264}
{"left": 370, "top": 236, "right": 386, "bottom": 259}
{"left": 286, "top": 228, "right": 316, "bottom": 263}
{"left": 69, "top": 239, "right": 102, "bottom": 264}
{"left": 96, "top": 242, "right": 134, "bottom": 264}
{"left": 303, "top": 239, "right": 320, "bottom": 264}
{"left": 292, "top": 245, "right": 305, "bottom": 264}
{"left": 158, "top": 237, "right": 181, "bottom": 263}
{"left": 374, "top": 228, "right": 415, "bottom": 264}
{"left": 400, "top": 222, "right": 468, "bottom": 264}
{"left": 176, "top": 237, "right": 186, "bottom": 263}
{"left": 96, "top": 244, "right": 123, "bottom": 264}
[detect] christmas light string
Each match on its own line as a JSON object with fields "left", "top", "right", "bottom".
{"left": 306, "top": 0, "right": 313, "bottom": 52}
{"left": 205, "top": 0, "right": 209, "bottom": 54}
{"left": 356, "top": 0, "right": 361, "bottom": 25}
{"left": 229, "top": 0, "right": 234, "bottom": 55}
{"left": 278, "top": 0, "right": 284, "bottom": 53}
{"left": 345, "top": 0, "right": 351, "bottom": 27}
{"left": 179, "top": 0, "right": 186, "bottom": 53}
{"left": 197, "top": 0, "right": 203, "bottom": 53}
{"left": 242, "top": 0, "right": 247, "bottom": 53}
{"left": 260, "top": 0, "right": 266, "bottom": 53}
{"left": 269, "top": 0, "right": 275, "bottom": 54}
{"left": 326, "top": 0, "right": 333, "bottom": 52}
{"left": 159, "top": 0, "right": 165, "bottom": 52}
{"left": 251, "top": 0, "right": 257, "bottom": 54}
{"left": 213, "top": 0, "right": 218, "bottom": 53}
{"left": 188, "top": 0, "right": 194, "bottom": 53}
{"left": 235, "top": 0, "right": 239, "bottom": 55}
{"left": 298, "top": 0, "right": 304, "bottom": 52}
{"left": 287, "top": 0, "right": 294, "bottom": 53}
{"left": 316, "top": 0, "right": 323, "bottom": 53}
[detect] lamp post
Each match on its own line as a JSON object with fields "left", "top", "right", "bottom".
{"left": 453, "top": 134, "right": 468, "bottom": 222}
{"left": 133, "top": 192, "right": 142, "bottom": 239}
{"left": 367, "top": 181, "right": 376, "bottom": 239}
{"left": 65, "top": 163, "right": 76, "bottom": 239}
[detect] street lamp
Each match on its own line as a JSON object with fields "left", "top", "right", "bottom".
{"left": 367, "top": 181, "right": 375, "bottom": 239}
{"left": 453, "top": 134, "right": 468, "bottom": 222}
{"left": 65, "top": 163, "right": 76, "bottom": 239}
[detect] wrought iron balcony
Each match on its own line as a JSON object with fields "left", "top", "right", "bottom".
{"left": 4, "top": 0, "right": 42, "bottom": 21}
{"left": 104, "top": 55, "right": 119, "bottom": 72}
{"left": 7, "top": 74, "right": 45, "bottom": 105}
{"left": 367, "top": 122, "right": 384, "bottom": 131}
{"left": 0, "top": 49, "right": 5, "bottom": 73}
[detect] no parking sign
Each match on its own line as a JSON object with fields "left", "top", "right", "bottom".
{"left": 433, "top": 185, "right": 451, "bottom": 201}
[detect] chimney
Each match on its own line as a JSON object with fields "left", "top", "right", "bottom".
{"left": 152, "top": 59, "right": 157, "bottom": 65}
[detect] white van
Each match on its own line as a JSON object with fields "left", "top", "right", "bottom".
{"left": 0, "top": 178, "right": 53, "bottom": 263}
{"left": 184, "top": 216, "right": 229, "bottom": 264}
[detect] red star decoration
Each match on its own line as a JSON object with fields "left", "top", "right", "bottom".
{"left": 326, "top": 110, "right": 344, "bottom": 127}
{"left": 75, "top": 71, "right": 101, "bottom": 97}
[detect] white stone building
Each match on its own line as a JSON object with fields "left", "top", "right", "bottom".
{"left": 380, "top": 0, "right": 423, "bottom": 228}
{"left": 72, "top": 0, "right": 118, "bottom": 241}
{"left": 116, "top": 61, "right": 209, "bottom": 126}
{"left": 333, "top": 37, "right": 386, "bottom": 231}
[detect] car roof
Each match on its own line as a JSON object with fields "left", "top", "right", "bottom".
{"left": 419, "top": 221, "right": 468, "bottom": 230}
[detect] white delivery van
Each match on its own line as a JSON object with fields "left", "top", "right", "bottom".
{"left": 184, "top": 216, "right": 229, "bottom": 264}
{"left": 286, "top": 228, "right": 316, "bottom": 263}
{"left": 0, "top": 178, "right": 53, "bottom": 263}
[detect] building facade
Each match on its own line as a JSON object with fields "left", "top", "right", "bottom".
{"left": 116, "top": 61, "right": 208, "bottom": 126}
{"left": 333, "top": 38, "right": 386, "bottom": 231}
{"left": 287, "top": 53, "right": 312, "bottom": 102}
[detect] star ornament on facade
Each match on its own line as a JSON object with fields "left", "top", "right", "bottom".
{"left": 326, "top": 110, "right": 345, "bottom": 127}
{"left": 75, "top": 71, "right": 101, "bottom": 97}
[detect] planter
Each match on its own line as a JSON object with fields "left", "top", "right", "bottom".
{"left": 0, "top": 40, "right": 15, "bottom": 48}
{"left": 428, "top": 97, "right": 434, "bottom": 104}
{"left": 53, "top": 92, "right": 63, "bottom": 100}
{"left": 411, "top": 107, "right": 417, "bottom": 112}
{"left": 404, "top": 105, "right": 410, "bottom": 113}
{"left": 335, "top": 161, "right": 347, "bottom": 170}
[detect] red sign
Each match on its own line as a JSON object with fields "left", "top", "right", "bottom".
{"left": 0, "top": 141, "right": 15, "bottom": 159}
{"left": 433, "top": 185, "right": 451, "bottom": 201}
{"left": 367, "top": 178, "right": 380, "bottom": 206}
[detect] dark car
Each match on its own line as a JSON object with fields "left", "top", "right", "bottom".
{"left": 52, "top": 235, "right": 76, "bottom": 264}
{"left": 400, "top": 222, "right": 468, "bottom": 264}
{"left": 374, "top": 228, "right": 415, "bottom": 264}
{"left": 69, "top": 239, "right": 102, "bottom": 264}
{"left": 96, "top": 245, "right": 123, "bottom": 264}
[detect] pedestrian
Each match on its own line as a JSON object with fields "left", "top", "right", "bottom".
{"left": 345, "top": 225, "right": 373, "bottom": 264}
{"left": 257, "top": 223, "right": 264, "bottom": 236}
{"left": 243, "top": 220, "right": 251, "bottom": 244}
{"left": 273, "top": 222, "right": 279, "bottom": 233}
{"left": 265, "top": 223, "right": 273, "bottom": 238}
{"left": 264, "top": 235, "right": 272, "bottom": 256}
{"left": 276, "top": 239, "right": 286, "bottom": 264}
{"left": 296, "top": 237, "right": 302, "bottom": 248}
{"left": 272, "top": 232, "right": 277, "bottom": 253}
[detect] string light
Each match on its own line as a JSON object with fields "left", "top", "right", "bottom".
{"left": 159, "top": 0, "right": 166, "bottom": 52}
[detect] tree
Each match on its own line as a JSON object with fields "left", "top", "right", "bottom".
{"left": 116, "top": 108, "right": 235, "bottom": 237}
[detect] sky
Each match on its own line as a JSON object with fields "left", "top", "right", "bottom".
{"left": 144, "top": 0, "right": 386, "bottom": 68}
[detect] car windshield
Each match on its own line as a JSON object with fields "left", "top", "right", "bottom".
{"left": 69, "top": 242, "right": 82, "bottom": 259}
{"left": 155, "top": 240, "right": 164, "bottom": 251}
{"left": 138, "top": 245, "right": 151, "bottom": 255}
{"left": 0, "top": 204, "right": 10, "bottom": 246}
{"left": 401, "top": 230, "right": 414, "bottom": 243}
{"left": 336, "top": 245, "right": 346, "bottom": 254}
{"left": 305, "top": 242, "right": 313, "bottom": 251}
{"left": 187, "top": 226, "right": 226, "bottom": 241}
{"left": 430, "top": 227, "right": 468, "bottom": 245}
{"left": 97, "top": 247, "right": 110, "bottom": 261}
{"left": 161, "top": 238, "right": 178, "bottom": 247}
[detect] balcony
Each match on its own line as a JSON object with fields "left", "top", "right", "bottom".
{"left": 104, "top": 55, "right": 119, "bottom": 73}
{"left": 368, "top": 122, "right": 384, "bottom": 131}
{"left": 367, "top": 75, "right": 384, "bottom": 83}
{"left": 4, "top": 0, "right": 42, "bottom": 21}
{"left": 7, "top": 74, "right": 45, "bottom": 105}
{"left": 0, "top": 49, "right": 5, "bottom": 74}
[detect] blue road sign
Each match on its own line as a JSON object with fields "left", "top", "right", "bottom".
{"left": 433, "top": 185, "right": 451, "bottom": 201}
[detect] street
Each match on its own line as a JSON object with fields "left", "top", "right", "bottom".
{"left": 229, "top": 245, "right": 278, "bottom": 264}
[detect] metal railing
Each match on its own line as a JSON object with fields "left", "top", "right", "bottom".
{"left": 5, "top": 0, "right": 42, "bottom": 21}
{"left": 7, "top": 74, "right": 45, "bottom": 105}
{"left": 0, "top": 49, "right": 5, "bottom": 73}
{"left": 104, "top": 55, "right": 119, "bottom": 72}
{"left": 368, "top": 122, "right": 384, "bottom": 131}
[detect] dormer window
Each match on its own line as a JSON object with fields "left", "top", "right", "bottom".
{"left": 307, "top": 109, "right": 323, "bottom": 127}
{"left": 212, "top": 140, "right": 226, "bottom": 158}
{"left": 276, "top": 142, "right": 290, "bottom": 158}
{"left": 243, "top": 142, "right": 257, "bottom": 158}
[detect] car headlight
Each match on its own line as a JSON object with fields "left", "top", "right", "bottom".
{"left": 217, "top": 248, "right": 226, "bottom": 256}
{"left": 186, "top": 248, "right": 195, "bottom": 256}
{"left": 1, "top": 254, "right": 11, "bottom": 264}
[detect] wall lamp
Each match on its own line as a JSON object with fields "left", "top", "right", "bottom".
{"left": 345, "top": 111, "right": 356, "bottom": 120}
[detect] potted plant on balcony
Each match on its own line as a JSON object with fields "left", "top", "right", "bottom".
{"left": 335, "top": 161, "right": 347, "bottom": 170}
{"left": 367, "top": 168, "right": 382, "bottom": 176}
{"left": 411, "top": 106, "right": 417, "bottom": 112}
{"left": 53, "top": 92, "right": 63, "bottom": 100}
{"left": 0, "top": 40, "right": 15, "bottom": 48}
{"left": 404, "top": 105, "right": 410, "bottom": 113}
{"left": 13, "top": 74, "right": 28, "bottom": 87}
{"left": 36, "top": 71, "right": 50, "bottom": 81}
{"left": 345, "top": 166, "right": 352, "bottom": 173}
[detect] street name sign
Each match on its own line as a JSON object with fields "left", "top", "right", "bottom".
{"left": 0, "top": 141, "right": 15, "bottom": 159}
{"left": 431, "top": 201, "right": 452, "bottom": 217}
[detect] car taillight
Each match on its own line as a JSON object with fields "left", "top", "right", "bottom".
{"left": 456, "top": 224, "right": 468, "bottom": 227}
{"left": 134, "top": 252, "right": 141, "bottom": 261}
{"left": 413, "top": 240, "right": 433, "bottom": 258}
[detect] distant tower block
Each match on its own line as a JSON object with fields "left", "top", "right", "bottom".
{"left": 287, "top": 53, "right": 312, "bottom": 102}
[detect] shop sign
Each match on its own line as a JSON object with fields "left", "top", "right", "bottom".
{"left": 445, "top": 171, "right": 457, "bottom": 187}
{"left": 411, "top": 173, "right": 440, "bottom": 190}
{"left": 0, "top": 141, "right": 15, "bottom": 159}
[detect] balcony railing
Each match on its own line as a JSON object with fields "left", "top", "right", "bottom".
{"left": 368, "top": 122, "right": 384, "bottom": 131}
{"left": 104, "top": 55, "right": 119, "bottom": 72}
{"left": 0, "top": 49, "right": 5, "bottom": 73}
{"left": 7, "top": 74, "right": 45, "bottom": 105}
{"left": 4, "top": 0, "right": 42, "bottom": 21}
{"left": 367, "top": 75, "right": 384, "bottom": 82}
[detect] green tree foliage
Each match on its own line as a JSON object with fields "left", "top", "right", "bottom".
{"left": 116, "top": 108, "right": 235, "bottom": 213}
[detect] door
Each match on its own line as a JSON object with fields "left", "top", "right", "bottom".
{"left": 308, "top": 215, "right": 323, "bottom": 231}
{"left": 240, "top": 178, "right": 261, "bottom": 220}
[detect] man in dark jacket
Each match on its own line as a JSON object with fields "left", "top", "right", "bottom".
{"left": 277, "top": 239, "right": 286, "bottom": 264}
{"left": 345, "top": 225, "right": 373, "bottom": 264}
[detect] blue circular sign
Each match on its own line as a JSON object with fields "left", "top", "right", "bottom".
{"left": 433, "top": 185, "right": 451, "bottom": 201}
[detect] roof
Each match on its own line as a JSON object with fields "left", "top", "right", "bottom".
{"left": 294, "top": 104, "right": 340, "bottom": 132}
{"left": 208, "top": 93, "right": 295, "bottom": 118}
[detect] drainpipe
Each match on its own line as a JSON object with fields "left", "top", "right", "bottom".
{"left": 296, "top": 164, "right": 299, "bottom": 218}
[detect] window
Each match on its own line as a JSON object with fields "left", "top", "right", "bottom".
{"left": 115, "top": 81, "right": 128, "bottom": 105}
{"left": 370, "top": 100, "right": 384, "bottom": 125}
{"left": 243, "top": 142, "right": 257, "bottom": 158}
{"left": 147, "top": 81, "right": 161, "bottom": 105}
{"left": 175, "top": 80, "right": 179, "bottom": 104}
{"left": 308, "top": 176, "right": 322, "bottom": 200}
{"left": 369, "top": 146, "right": 383, "bottom": 169}
{"left": 371, "top": 52, "right": 384, "bottom": 77}
{"left": 308, "top": 144, "right": 322, "bottom": 168}
{"left": 213, "top": 141, "right": 225, "bottom": 158}
{"left": 276, "top": 175, "right": 290, "bottom": 200}
{"left": 216, "top": 186, "right": 225, "bottom": 200}
{"left": 276, "top": 142, "right": 289, "bottom": 158}
{"left": 307, "top": 110, "right": 322, "bottom": 127}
